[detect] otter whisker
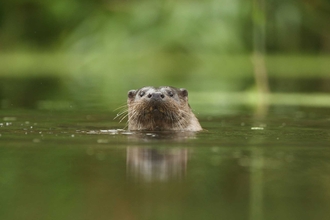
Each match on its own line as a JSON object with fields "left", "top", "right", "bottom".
{"left": 113, "top": 104, "right": 127, "bottom": 112}
{"left": 119, "top": 113, "right": 129, "bottom": 123}
{"left": 114, "top": 109, "right": 128, "bottom": 120}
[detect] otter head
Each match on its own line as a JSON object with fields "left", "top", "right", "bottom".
{"left": 127, "top": 86, "right": 202, "bottom": 131}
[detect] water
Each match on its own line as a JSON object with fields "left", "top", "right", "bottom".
{"left": 1, "top": 107, "right": 330, "bottom": 220}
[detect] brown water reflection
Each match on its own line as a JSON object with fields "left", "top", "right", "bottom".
{"left": 125, "top": 131, "right": 197, "bottom": 182}
{"left": 127, "top": 147, "right": 188, "bottom": 182}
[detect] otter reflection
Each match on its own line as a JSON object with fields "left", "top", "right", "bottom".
{"left": 127, "top": 147, "right": 188, "bottom": 182}
{"left": 125, "top": 130, "right": 197, "bottom": 181}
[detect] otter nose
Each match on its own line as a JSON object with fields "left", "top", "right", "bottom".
{"left": 148, "top": 92, "right": 165, "bottom": 100}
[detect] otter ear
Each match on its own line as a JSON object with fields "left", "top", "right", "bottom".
{"left": 128, "top": 90, "right": 136, "bottom": 99}
{"left": 180, "top": 88, "right": 188, "bottom": 97}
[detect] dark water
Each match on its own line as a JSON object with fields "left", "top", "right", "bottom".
{"left": 1, "top": 107, "right": 330, "bottom": 220}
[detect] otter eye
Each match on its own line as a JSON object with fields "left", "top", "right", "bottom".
{"left": 139, "top": 91, "right": 145, "bottom": 97}
{"left": 168, "top": 91, "right": 174, "bottom": 97}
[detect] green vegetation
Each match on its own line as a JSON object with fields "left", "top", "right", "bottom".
{"left": 0, "top": 0, "right": 329, "bottom": 110}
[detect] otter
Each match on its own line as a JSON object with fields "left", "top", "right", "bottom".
{"left": 126, "top": 86, "right": 202, "bottom": 131}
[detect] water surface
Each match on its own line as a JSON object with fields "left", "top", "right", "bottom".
{"left": 0, "top": 107, "right": 330, "bottom": 220}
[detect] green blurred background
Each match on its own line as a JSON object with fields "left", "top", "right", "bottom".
{"left": 0, "top": 0, "right": 329, "bottom": 111}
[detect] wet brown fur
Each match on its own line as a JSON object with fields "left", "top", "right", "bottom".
{"left": 126, "top": 86, "right": 202, "bottom": 131}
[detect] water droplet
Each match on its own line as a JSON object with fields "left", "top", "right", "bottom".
{"left": 251, "top": 127, "right": 264, "bottom": 130}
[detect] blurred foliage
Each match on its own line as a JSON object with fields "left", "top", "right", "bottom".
{"left": 0, "top": 0, "right": 330, "bottom": 109}
{"left": 1, "top": 0, "right": 329, "bottom": 52}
